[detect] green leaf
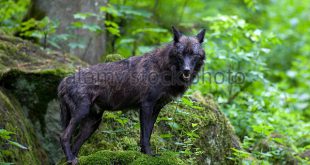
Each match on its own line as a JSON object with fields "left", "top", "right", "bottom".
{"left": 191, "top": 123, "right": 198, "bottom": 127}
{"left": 83, "top": 24, "right": 102, "bottom": 32}
{"left": 73, "top": 12, "right": 96, "bottom": 20}
{"left": 104, "top": 20, "right": 119, "bottom": 28}
{"left": 0, "top": 129, "right": 13, "bottom": 140}
{"left": 107, "top": 27, "right": 120, "bottom": 36}
{"left": 181, "top": 97, "right": 193, "bottom": 107}
{"left": 100, "top": 4, "right": 120, "bottom": 17}
{"left": 160, "top": 134, "right": 173, "bottom": 139}
{"left": 119, "top": 6, "right": 152, "bottom": 18}
{"left": 8, "top": 140, "right": 28, "bottom": 150}
{"left": 71, "top": 21, "right": 84, "bottom": 28}
{"left": 132, "top": 28, "right": 168, "bottom": 35}
{"left": 119, "top": 38, "right": 135, "bottom": 44}
{"left": 168, "top": 122, "right": 180, "bottom": 130}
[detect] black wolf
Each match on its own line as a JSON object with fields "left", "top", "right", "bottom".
{"left": 58, "top": 26, "right": 206, "bottom": 164}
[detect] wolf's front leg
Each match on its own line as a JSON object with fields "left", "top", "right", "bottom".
{"left": 139, "top": 102, "right": 155, "bottom": 155}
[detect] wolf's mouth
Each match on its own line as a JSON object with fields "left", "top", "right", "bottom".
{"left": 182, "top": 73, "right": 191, "bottom": 81}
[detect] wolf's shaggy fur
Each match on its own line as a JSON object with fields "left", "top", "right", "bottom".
{"left": 58, "top": 27, "right": 206, "bottom": 164}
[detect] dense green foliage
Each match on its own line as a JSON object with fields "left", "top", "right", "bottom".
{"left": 0, "top": 0, "right": 29, "bottom": 33}
{"left": 0, "top": 0, "right": 309, "bottom": 164}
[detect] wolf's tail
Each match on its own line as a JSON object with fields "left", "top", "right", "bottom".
{"left": 58, "top": 79, "right": 71, "bottom": 130}
{"left": 59, "top": 98, "right": 71, "bottom": 130}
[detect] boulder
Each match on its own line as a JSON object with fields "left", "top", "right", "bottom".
{"left": 0, "top": 34, "right": 85, "bottom": 164}
{"left": 79, "top": 96, "right": 240, "bottom": 165}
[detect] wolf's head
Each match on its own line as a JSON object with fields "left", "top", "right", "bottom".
{"left": 170, "top": 26, "right": 206, "bottom": 82}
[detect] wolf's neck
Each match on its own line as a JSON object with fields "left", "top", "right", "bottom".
{"left": 151, "top": 43, "right": 174, "bottom": 72}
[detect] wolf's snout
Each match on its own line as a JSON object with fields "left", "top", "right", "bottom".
{"left": 183, "top": 69, "right": 190, "bottom": 75}
{"left": 182, "top": 69, "right": 191, "bottom": 81}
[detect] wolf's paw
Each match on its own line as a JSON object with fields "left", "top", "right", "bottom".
{"left": 68, "top": 157, "right": 78, "bottom": 165}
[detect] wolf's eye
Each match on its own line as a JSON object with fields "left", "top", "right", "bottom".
{"left": 193, "top": 56, "right": 199, "bottom": 62}
{"left": 175, "top": 53, "right": 183, "bottom": 62}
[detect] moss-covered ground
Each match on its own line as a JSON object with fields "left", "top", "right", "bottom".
{"left": 78, "top": 97, "right": 240, "bottom": 165}
{"left": 79, "top": 150, "right": 185, "bottom": 165}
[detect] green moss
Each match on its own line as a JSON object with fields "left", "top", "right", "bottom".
{"left": 79, "top": 150, "right": 140, "bottom": 165}
{"left": 0, "top": 35, "right": 86, "bottom": 74}
{"left": 0, "top": 34, "right": 87, "bottom": 164}
{"left": 103, "top": 54, "right": 125, "bottom": 62}
{"left": 130, "top": 152, "right": 185, "bottom": 165}
{"left": 79, "top": 150, "right": 185, "bottom": 165}
{"left": 0, "top": 88, "right": 48, "bottom": 164}
{"left": 79, "top": 97, "right": 240, "bottom": 165}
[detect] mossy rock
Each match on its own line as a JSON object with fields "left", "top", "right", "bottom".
{"left": 0, "top": 88, "right": 48, "bottom": 164}
{"left": 0, "top": 35, "right": 85, "bottom": 73}
{"left": 79, "top": 95, "right": 240, "bottom": 165}
{"left": 79, "top": 150, "right": 185, "bottom": 165}
{"left": 0, "top": 34, "right": 86, "bottom": 164}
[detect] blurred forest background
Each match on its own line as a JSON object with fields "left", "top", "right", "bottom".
{"left": 0, "top": 0, "right": 309, "bottom": 164}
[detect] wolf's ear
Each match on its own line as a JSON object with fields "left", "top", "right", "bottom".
{"left": 172, "top": 26, "right": 182, "bottom": 43}
{"left": 196, "top": 29, "right": 206, "bottom": 43}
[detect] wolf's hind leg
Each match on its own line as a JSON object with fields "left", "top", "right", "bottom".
{"left": 72, "top": 111, "right": 103, "bottom": 156}
{"left": 60, "top": 99, "right": 91, "bottom": 163}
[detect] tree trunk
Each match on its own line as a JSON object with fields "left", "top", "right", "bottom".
{"left": 25, "top": 0, "right": 107, "bottom": 64}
